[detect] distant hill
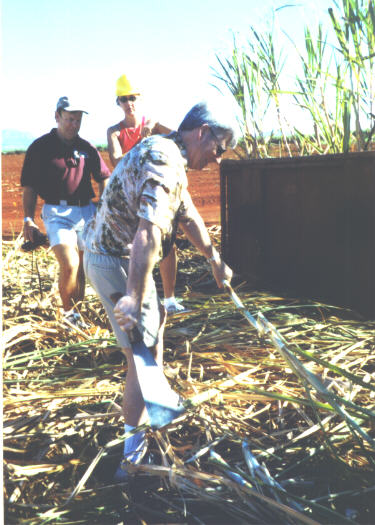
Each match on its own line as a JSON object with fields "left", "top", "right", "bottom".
{"left": 2, "top": 129, "right": 36, "bottom": 152}
{"left": 2, "top": 129, "right": 106, "bottom": 153}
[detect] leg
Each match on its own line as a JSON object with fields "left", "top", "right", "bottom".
{"left": 160, "top": 245, "right": 185, "bottom": 314}
{"left": 121, "top": 301, "right": 166, "bottom": 425}
{"left": 83, "top": 250, "right": 165, "bottom": 424}
{"left": 52, "top": 243, "right": 84, "bottom": 311}
{"left": 159, "top": 244, "right": 177, "bottom": 299}
{"left": 77, "top": 250, "right": 86, "bottom": 301}
{"left": 42, "top": 203, "right": 87, "bottom": 311}
{"left": 121, "top": 346, "right": 148, "bottom": 426}
{"left": 117, "top": 302, "right": 166, "bottom": 475}
{"left": 83, "top": 250, "right": 165, "bottom": 475}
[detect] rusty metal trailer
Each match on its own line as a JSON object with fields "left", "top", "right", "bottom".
{"left": 220, "top": 152, "right": 375, "bottom": 318}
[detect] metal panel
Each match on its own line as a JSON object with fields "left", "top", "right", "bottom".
{"left": 221, "top": 152, "right": 375, "bottom": 318}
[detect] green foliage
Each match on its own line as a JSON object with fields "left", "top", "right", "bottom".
{"left": 213, "top": 0, "right": 375, "bottom": 157}
{"left": 95, "top": 144, "right": 108, "bottom": 152}
{"left": 3, "top": 149, "right": 27, "bottom": 155}
{"left": 328, "top": 0, "right": 375, "bottom": 151}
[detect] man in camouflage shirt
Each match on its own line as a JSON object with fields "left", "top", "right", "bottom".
{"left": 83, "top": 101, "right": 237, "bottom": 479}
{"left": 84, "top": 132, "right": 193, "bottom": 259}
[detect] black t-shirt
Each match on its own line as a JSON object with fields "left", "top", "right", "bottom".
{"left": 21, "top": 129, "right": 111, "bottom": 202}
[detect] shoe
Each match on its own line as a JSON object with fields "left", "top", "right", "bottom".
{"left": 63, "top": 312, "right": 88, "bottom": 330}
{"left": 113, "top": 450, "right": 154, "bottom": 483}
{"left": 164, "top": 299, "right": 189, "bottom": 316}
{"left": 113, "top": 459, "right": 132, "bottom": 483}
{"left": 166, "top": 303, "right": 185, "bottom": 315}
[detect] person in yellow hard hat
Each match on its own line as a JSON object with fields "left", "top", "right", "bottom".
{"left": 107, "top": 74, "right": 184, "bottom": 314}
{"left": 107, "top": 74, "right": 171, "bottom": 167}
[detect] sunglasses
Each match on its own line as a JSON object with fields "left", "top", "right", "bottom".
{"left": 210, "top": 128, "right": 226, "bottom": 157}
{"left": 118, "top": 95, "right": 137, "bottom": 103}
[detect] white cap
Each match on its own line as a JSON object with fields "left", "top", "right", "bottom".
{"left": 56, "top": 96, "right": 88, "bottom": 113}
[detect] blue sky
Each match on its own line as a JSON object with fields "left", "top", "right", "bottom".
{"left": 3, "top": 0, "right": 337, "bottom": 145}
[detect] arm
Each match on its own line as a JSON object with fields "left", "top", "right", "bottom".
{"left": 179, "top": 202, "right": 232, "bottom": 288}
{"left": 97, "top": 178, "right": 109, "bottom": 197}
{"left": 22, "top": 186, "right": 40, "bottom": 242}
{"left": 107, "top": 125, "right": 123, "bottom": 168}
{"left": 114, "top": 218, "right": 161, "bottom": 332}
{"left": 141, "top": 120, "right": 172, "bottom": 139}
{"left": 92, "top": 149, "right": 111, "bottom": 197}
{"left": 152, "top": 122, "right": 172, "bottom": 135}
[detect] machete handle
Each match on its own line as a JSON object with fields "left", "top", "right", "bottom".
{"left": 222, "top": 279, "right": 233, "bottom": 295}
{"left": 110, "top": 292, "right": 124, "bottom": 304}
{"left": 222, "top": 279, "right": 243, "bottom": 309}
{"left": 222, "top": 279, "right": 231, "bottom": 289}
{"left": 110, "top": 292, "right": 143, "bottom": 344}
{"left": 222, "top": 280, "right": 259, "bottom": 332}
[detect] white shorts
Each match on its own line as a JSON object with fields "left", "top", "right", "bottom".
{"left": 42, "top": 202, "right": 96, "bottom": 250}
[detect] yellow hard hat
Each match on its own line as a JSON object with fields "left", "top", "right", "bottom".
{"left": 116, "top": 74, "right": 141, "bottom": 97}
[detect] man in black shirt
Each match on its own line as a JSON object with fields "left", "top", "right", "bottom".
{"left": 21, "top": 96, "right": 111, "bottom": 327}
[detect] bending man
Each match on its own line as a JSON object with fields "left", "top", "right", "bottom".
{"left": 83, "top": 101, "right": 237, "bottom": 478}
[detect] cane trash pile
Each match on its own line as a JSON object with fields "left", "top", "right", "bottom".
{"left": 3, "top": 231, "right": 375, "bottom": 524}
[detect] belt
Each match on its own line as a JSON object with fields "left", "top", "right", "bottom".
{"left": 45, "top": 199, "right": 91, "bottom": 207}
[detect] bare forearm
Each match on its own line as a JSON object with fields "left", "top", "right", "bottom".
{"left": 114, "top": 219, "right": 161, "bottom": 332}
{"left": 179, "top": 207, "right": 216, "bottom": 259}
{"left": 107, "top": 129, "right": 123, "bottom": 168}
{"left": 179, "top": 207, "right": 233, "bottom": 288}
{"left": 98, "top": 178, "right": 109, "bottom": 197}
{"left": 23, "top": 186, "right": 38, "bottom": 219}
{"left": 152, "top": 122, "right": 172, "bottom": 135}
{"left": 127, "top": 220, "right": 161, "bottom": 307}
{"left": 22, "top": 186, "right": 41, "bottom": 241}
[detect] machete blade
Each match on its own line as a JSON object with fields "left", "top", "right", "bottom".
{"left": 111, "top": 292, "right": 186, "bottom": 428}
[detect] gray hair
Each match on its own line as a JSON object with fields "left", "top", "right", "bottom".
{"left": 178, "top": 101, "right": 238, "bottom": 148}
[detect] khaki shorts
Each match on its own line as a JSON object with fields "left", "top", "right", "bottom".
{"left": 83, "top": 250, "right": 161, "bottom": 349}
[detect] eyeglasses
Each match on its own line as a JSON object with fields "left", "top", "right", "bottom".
{"left": 118, "top": 95, "right": 137, "bottom": 103}
{"left": 210, "top": 128, "right": 226, "bottom": 157}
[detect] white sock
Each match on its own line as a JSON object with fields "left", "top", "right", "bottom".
{"left": 164, "top": 296, "right": 182, "bottom": 307}
{"left": 164, "top": 296, "right": 185, "bottom": 312}
{"left": 123, "top": 424, "right": 146, "bottom": 463}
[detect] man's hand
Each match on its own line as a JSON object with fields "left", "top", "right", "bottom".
{"left": 113, "top": 295, "right": 140, "bottom": 332}
{"left": 23, "top": 219, "right": 41, "bottom": 243}
{"left": 210, "top": 257, "right": 233, "bottom": 289}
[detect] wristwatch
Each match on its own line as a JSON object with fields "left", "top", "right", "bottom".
{"left": 23, "top": 217, "right": 33, "bottom": 223}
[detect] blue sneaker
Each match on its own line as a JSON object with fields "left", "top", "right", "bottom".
{"left": 113, "top": 459, "right": 132, "bottom": 483}
{"left": 113, "top": 451, "right": 155, "bottom": 483}
{"left": 63, "top": 311, "right": 88, "bottom": 330}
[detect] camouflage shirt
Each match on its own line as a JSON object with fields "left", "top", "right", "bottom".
{"left": 83, "top": 132, "right": 195, "bottom": 258}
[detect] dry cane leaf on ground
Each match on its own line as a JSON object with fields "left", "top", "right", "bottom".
{"left": 3, "top": 230, "right": 375, "bottom": 524}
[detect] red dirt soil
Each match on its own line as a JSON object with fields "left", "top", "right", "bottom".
{"left": 2, "top": 151, "right": 221, "bottom": 240}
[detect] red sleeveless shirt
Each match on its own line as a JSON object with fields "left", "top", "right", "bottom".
{"left": 118, "top": 116, "right": 146, "bottom": 154}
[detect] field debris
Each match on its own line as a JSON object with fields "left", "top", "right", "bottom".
{"left": 3, "top": 229, "right": 375, "bottom": 524}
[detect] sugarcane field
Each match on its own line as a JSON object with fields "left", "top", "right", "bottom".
{"left": 3, "top": 1, "right": 375, "bottom": 524}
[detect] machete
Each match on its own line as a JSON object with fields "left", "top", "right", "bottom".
{"left": 110, "top": 292, "right": 185, "bottom": 429}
